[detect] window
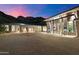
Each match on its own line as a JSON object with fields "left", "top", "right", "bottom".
{"left": 68, "top": 21, "right": 74, "bottom": 32}
{"left": 67, "top": 15, "right": 75, "bottom": 33}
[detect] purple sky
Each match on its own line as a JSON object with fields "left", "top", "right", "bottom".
{"left": 0, "top": 4, "right": 79, "bottom": 18}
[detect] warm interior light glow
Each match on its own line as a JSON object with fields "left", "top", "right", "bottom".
{"left": 23, "top": 28, "right": 27, "bottom": 33}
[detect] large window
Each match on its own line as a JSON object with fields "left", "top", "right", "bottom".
{"left": 68, "top": 21, "right": 74, "bottom": 32}
{"left": 67, "top": 15, "right": 75, "bottom": 33}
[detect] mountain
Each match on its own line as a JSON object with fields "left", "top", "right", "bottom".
{"left": 16, "top": 16, "right": 25, "bottom": 23}
{"left": 0, "top": 11, "right": 16, "bottom": 24}
{"left": 16, "top": 16, "right": 46, "bottom": 25}
{"left": 0, "top": 11, "right": 46, "bottom": 25}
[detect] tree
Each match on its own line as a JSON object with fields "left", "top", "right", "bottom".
{"left": 25, "top": 16, "right": 35, "bottom": 24}
{"left": 0, "top": 11, "right": 46, "bottom": 26}
{"left": 34, "top": 17, "right": 46, "bottom": 25}
{"left": 0, "top": 11, "right": 16, "bottom": 24}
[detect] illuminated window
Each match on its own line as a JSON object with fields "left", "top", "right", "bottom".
{"left": 67, "top": 15, "right": 75, "bottom": 33}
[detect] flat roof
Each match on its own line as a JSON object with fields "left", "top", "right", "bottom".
{"left": 3, "top": 23, "right": 26, "bottom": 25}
{"left": 2, "top": 23, "right": 46, "bottom": 26}
{"left": 45, "top": 5, "right": 79, "bottom": 21}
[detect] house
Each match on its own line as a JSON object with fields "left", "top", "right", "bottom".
{"left": 3, "top": 23, "right": 47, "bottom": 33}
{"left": 45, "top": 6, "right": 79, "bottom": 37}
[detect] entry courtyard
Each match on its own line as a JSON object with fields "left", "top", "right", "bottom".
{"left": 0, "top": 33, "right": 79, "bottom": 55}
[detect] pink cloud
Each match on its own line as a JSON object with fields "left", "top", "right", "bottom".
{"left": 8, "top": 6, "right": 30, "bottom": 17}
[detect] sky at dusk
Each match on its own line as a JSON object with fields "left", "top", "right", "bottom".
{"left": 0, "top": 4, "right": 79, "bottom": 18}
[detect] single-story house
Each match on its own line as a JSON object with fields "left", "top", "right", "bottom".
{"left": 45, "top": 6, "right": 79, "bottom": 37}
{"left": 3, "top": 23, "right": 47, "bottom": 33}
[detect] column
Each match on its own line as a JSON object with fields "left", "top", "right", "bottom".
{"left": 51, "top": 20, "right": 54, "bottom": 33}
{"left": 59, "top": 18, "right": 63, "bottom": 35}
{"left": 49, "top": 21, "right": 52, "bottom": 33}
{"left": 75, "top": 20, "right": 79, "bottom": 37}
{"left": 46, "top": 22, "right": 50, "bottom": 33}
{"left": 9, "top": 25, "right": 12, "bottom": 32}
{"left": 57, "top": 20, "right": 60, "bottom": 34}
{"left": 20, "top": 25, "right": 23, "bottom": 32}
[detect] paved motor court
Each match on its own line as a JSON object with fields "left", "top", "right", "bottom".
{"left": 0, "top": 33, "right": 79, "bottom": 55}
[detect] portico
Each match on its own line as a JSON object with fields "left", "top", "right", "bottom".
{"left": 45, "top": 6, "right": 79, "bottom": 37}
{"left": 4, "top": 23, "right": 47, "bottom": 33}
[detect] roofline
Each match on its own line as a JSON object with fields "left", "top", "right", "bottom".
{"left": 46, "top": 5, "right": 79, "bottom": 20}
{"left": 2, "top": 23, "right": 46, "bottom": 26}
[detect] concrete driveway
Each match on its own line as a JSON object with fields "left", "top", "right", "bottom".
{"left": 0, "top": 33, "right": 79, "bottom": 55}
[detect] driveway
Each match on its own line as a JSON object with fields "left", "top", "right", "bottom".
{"left": 0, "top": 33, "right": 79, "bottom": 55}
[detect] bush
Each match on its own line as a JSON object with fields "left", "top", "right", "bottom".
{"left": 0, "top": 24, "right": 6, "bottom": 33}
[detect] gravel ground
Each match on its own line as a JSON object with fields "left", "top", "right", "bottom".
{"left": 0, "top": 33, "right": 79, "bottom": 55}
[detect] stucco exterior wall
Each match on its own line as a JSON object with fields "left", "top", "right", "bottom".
{"left": 4, "top": 24, "right": 47, "bottom": 33}
{"left": 45, "top": 7, "right": 79, "bottom": 37}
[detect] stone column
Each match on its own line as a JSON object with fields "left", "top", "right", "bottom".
{"left": 59, "top": 18, "right": 63, "bottom": 35}
{"left": 20, "top": 26, "right": 23, "bottom": 32}
{"left": 9, "top": 25, "right": 12, "bottom": 32}
{"left": 41, "top": 26, "right": 43, "bottom": 32}
{"left": 57, "top": 20, "right": 60, "bottom": 34}
{"left": 46, "top": 22, "right": 48, "bottom": 32}
{"left": 75, "top": 20, "right": 79, "bottom": 37}
{"left": 51, "top": 20, "right": 54, "bottom": 34}
{"left": 49, "top": 21, "right": 52, "bottom": 33}
{"left": 46, "top": 22, "right": 50, "bottom": 33}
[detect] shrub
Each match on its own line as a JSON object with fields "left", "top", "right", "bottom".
{"left": 0, "top": 24, "right": 6, "bottom": 33}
